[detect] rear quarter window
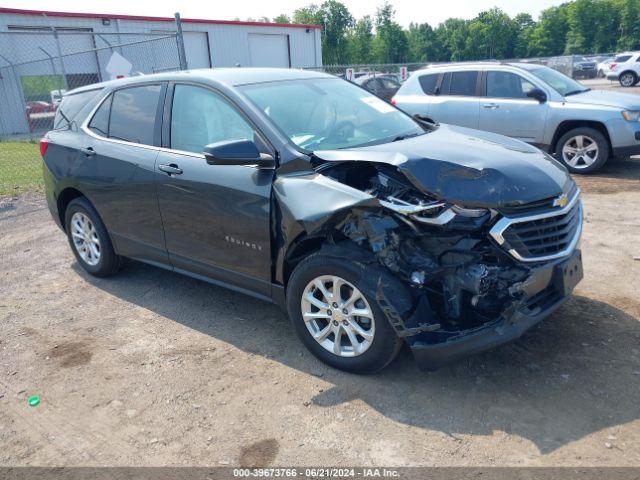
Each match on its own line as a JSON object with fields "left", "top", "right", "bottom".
{"left": 448, "top": 71, "right": 479, "bottom": 96}
{"left": 418, "top": 74, "right": 439, "bottom": 95}
{"left": 54, "top": 89, "right": 102, "bottom": 129}
{"left": 88, "top": 95, "right": 111, "bottom": 137}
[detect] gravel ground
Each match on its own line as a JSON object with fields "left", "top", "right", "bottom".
{"left": 1, "top": 162, "right": 639, "bottom": 467}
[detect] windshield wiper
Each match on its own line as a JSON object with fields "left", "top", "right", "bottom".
{"left": 55, "top": 109, "right": 71, "bottom": 127}
{"left": 392, "top": 132, "right": 423, "bottom": 142}
{"left": 565, "top": 88, "right": 591, "bottom": 96}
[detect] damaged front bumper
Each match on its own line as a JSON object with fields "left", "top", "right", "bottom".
{"left": 275, "top": 156, "right": 584, "bottom": 371}
{"left": 408, "top": 249, "right": 583, "bottom": 371}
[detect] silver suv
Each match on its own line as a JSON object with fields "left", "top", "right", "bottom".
{"left": 393, "top": 63, "right": 640, "bottom": 173}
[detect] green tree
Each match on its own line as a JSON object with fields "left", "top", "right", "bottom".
{"left": 292, "top": 5, "right": 322, "bottom": 25}
{"left": 372, "top": 2, "right": 409, "bottom": 63}
{"left": 318, "top": 0, "right": 354, "bottom": 64}
{"left": 514, "top": 13, "right": 536, "bottom": 57}
{"left": 616, "top": 0, "right": 640, "bottom": 50}
{"left": 435, "top": 18, "right": 469, "bottom": 61}
{"left": 273, "top": 14, "right": 291, "bottom": 24}
{"left": 406, "top": 22, "right": 441, "bottom": 62}
{"left": 467, "top": 8, "right": 518, "bottom": 59}
{"left": 347, "top": 15, "right": 374, "bottom": 63}
{"left": 528, "top": 6, "right": 569, "bottom": 56}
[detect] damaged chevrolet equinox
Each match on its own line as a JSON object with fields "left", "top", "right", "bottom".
{"left": 43, "top": 69, "right": 583, "bottom": 373}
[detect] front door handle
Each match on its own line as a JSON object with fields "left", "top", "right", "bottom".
{"left": 158, "top": 163, "right": 183, "bottom": 176}
{"left": 80, "top": 147, "right": 96, "bottom": 157}
{"left": 483, "top": 103, "right": 499, "bottom": 110}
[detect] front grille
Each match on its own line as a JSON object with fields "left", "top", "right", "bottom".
{"left": 490, "top": 190, "right": 582, "bottom": 262}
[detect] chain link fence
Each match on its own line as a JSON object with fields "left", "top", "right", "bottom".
{"left": 305, "top": 53, "right": 618, "bottom": 81}
{"left": 0, "top": 31, "right": 181, "bottom": 196}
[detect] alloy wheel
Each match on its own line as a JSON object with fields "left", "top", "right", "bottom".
{"left": 561, "top": 135, "right": 599, "bottom": 170}
{"left": 70, "top": 212, "right": 101, "bottom": 266}
{"left": 620, "top": 73, "right": 636, "bottom": 87}
{"left": 300, "top": 275, "right": 375, "bottom": 357}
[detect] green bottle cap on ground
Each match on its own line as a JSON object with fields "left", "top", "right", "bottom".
{"left": 27, "top": 395, "right": 40, "bottom": 407}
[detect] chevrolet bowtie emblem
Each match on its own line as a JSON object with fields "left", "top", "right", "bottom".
{"left": 553, "top": 194, "right": 569, "bottom": 208}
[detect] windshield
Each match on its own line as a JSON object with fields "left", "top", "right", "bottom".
{"left": 529, "top": 66, "right": 587, "bottom": 96}
{"left": 240, "top": 78, "right": 424, "bottom": 151}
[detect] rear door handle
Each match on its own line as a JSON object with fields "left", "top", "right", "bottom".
{"left": 158, "top": 163, "right": 183, "bottom": 176}
{"left": 80, "top": 147, "right": 96, "bottom": 157}
{"left": 483, "top": 103, "right": 499, "bottom": 110}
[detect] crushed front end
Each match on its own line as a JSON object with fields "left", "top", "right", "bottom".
{"left": 307, "top": 160, "right": 584, "bottom": 370}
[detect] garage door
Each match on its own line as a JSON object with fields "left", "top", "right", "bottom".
{"left": 248, "top": 34, "right": 290, "bottom": 68}
{"left": 151, "top": 30, "right": 210, "bottom": 69}
{"left": 183, "top": 32, "right": 211, "bottom": 69}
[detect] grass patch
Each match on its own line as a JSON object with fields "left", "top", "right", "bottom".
{"left": 0, "top": 140, "right": 43, "bottom": 196}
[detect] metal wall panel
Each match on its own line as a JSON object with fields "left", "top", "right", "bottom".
{"left": 0, "top": 13, "right": 322, "bottom": 68}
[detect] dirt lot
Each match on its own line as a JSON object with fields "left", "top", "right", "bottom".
{"left": 0, "top": 155, "right": 638, "bottom": 468}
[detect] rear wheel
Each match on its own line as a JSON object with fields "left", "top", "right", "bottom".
{"left": 619, "top": 71, "right": 637, "bottom": 87}
{"left": 65, "top": 197, "right": 121, "bottom": 277}
{"left": 556, "top": 127, "right": 609, "bottom": 174}
{"left": 286, "top": 253, "right": 402, "bottom": 373}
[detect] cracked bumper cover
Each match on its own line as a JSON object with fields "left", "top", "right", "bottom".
{"left": 407, "top": 249, "right": 583, "bottom": 371}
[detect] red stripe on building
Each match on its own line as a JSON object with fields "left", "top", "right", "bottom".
{"left": 0, "top": 7, "right": 322, "bottom": 29}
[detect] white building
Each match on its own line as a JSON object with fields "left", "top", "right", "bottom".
{"left": 0, "top": 7, "right": 322, "bottom": 136}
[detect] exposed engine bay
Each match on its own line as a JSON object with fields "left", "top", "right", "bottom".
{"left": 275, "top": 158, "right": 578, "bottom": 353}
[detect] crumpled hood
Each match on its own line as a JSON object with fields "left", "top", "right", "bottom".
{"left": 314, "top": 124, "right": 574, "bottom": 208}
{"left": 563, "top": 89, "right": 640, "bottom": 109}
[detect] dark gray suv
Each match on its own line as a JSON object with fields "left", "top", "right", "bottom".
{"left": 42, "top": 68, "right": 583, "bottom": 373}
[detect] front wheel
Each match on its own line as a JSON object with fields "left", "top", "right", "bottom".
{"left": 619, "top": 71, "right": 637, "bottom": 87}
{"left": 556, "top": 127, "right": 609, "bottom": 174}
{"left": 286, "top": 253, "right": 402, "bottom": 374}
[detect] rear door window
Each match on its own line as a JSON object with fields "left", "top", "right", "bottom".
{"left": 108, "top": 85, "right": 162, "bottom": 145}
{"left": 448, "top": 71, "right": 479, "bottom": 96}
{"left": 418, "top": 74, "right": 438, "bottom": 95}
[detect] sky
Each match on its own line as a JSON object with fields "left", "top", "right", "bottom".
{"left": 8, "top": 0, "right": 567, "bottom": 27}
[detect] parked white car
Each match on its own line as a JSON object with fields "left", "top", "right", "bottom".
{"left": 606, "top": 52, "right": 640, "bottom": 87}
{"left": 596, "top": 56, "right": 615, "bottom": 78}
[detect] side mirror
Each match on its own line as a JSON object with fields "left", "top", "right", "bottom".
{"left": 412, "top": 114, "right": 438, "bottom": 130}
{"left": 527, "top": 88, "right": 547, "bottom": 103}
{"left": 203, "top": 139, "right": 275, "bottom": 168}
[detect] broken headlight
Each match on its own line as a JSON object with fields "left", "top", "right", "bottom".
{"left": 451, "top": 205, "right": 489, "bottom": 217}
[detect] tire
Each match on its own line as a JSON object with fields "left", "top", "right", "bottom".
{"left": 64, "top": 197, "right": 122, "bottom": 277}
{"left": 597, "top": 69, "right": 604, "bottom": 78}
{"left": 556, "top": 127, "right": 609, "bottom": 174}
{"left": 619, "top": 71, "right": 637, "bottom": 88}
{"left": 286, "top": 253, "right": 403, "bottom": 374}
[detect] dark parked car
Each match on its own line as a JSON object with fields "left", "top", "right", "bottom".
{"left": 573, "top": 57, "right": 598, "bottom": 79}
{"left": 42, "top": 69, "right": 583, "bottom": 373}
{"left": 355, "top": 74, "right": 401, "bottom": 102}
